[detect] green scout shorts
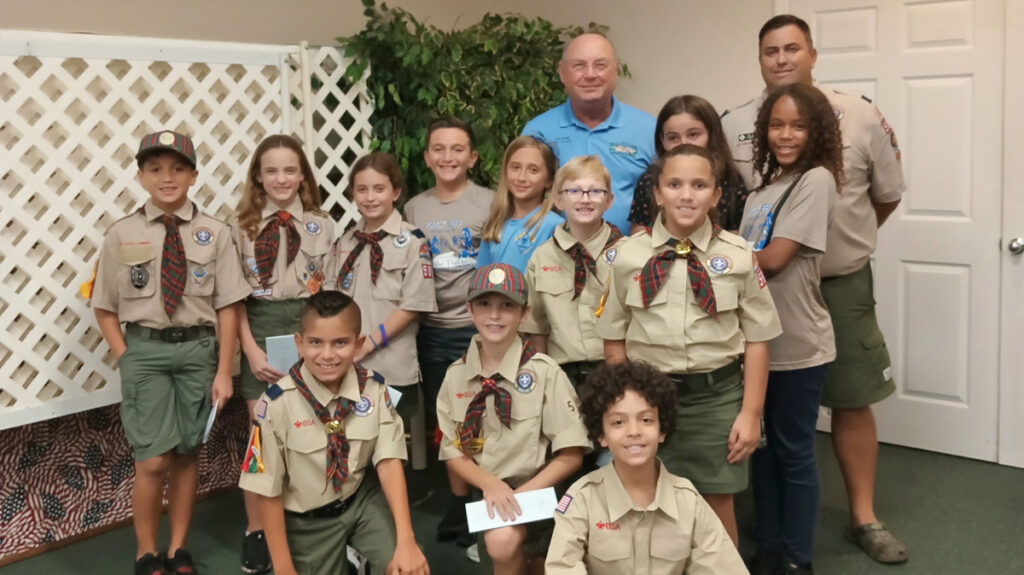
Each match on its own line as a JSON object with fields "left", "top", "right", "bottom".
{"left": 118, "top": 330, "right": 217, "bottom": 461}
{"left": 660, "top": 362, "right": 747, "bottom": 494}
{"left": 240, "top": 298, "right": 305, "bottom": 400}
{"left": 820, "top": 263, "right": 896, "bottom": 409}
{"left": 285, "top": 475, "right": 396, "bottom": 575}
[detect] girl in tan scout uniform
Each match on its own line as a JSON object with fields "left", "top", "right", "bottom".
{"left": 738, "top": 84, "right": 842, "bottom": 575}
{"left": 324, "top": 152, "right": 437, "bottom": 454}
{"left": 91, "top": 131, "right": 251, "bottom": 575}
{"left": 596, "top": 144, "right": 782, "bottom": 546}
{"left": 546, "top": 361, "right": 747, "bottom": 575}
{"left": 437, "top": 263, "right": 590, "bottom": 575}
{"left": 230, "top": 135, "right": 334, "bottom": 574}
{"left": 522, "top": 155, "right": 622, "bottom": 388}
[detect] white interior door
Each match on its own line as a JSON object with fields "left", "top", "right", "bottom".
{"left": 998, "top": 0, "right": 1024, "bottom": 469}
{"left": 786, "top": 0, "right": 1005, "bottom": 461}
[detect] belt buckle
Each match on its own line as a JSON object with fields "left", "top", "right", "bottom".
{"left": 164, "top": 327, "right": 187, "bottom": 343}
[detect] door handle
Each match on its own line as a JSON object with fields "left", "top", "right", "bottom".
{"left": 1009, "top": 237, "right": 1024, "bottom": 255}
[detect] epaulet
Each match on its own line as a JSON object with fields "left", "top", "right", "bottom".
{"left": 367, "top": 369, "right": 385, "bottom": 384}
{"left": 860, "top": 94, "right": 873, "bottom": 104}
{"left": 265, "top": 383, "right": 284, "bottom": 400}
{"left": 409, "top": 228, "right": 426, "bottom": 240}
{"left": 716, "top": 229, "right": 750, "bottom": 250}
{"left": 527, "top": 351, "right": 560, "bottom": 369}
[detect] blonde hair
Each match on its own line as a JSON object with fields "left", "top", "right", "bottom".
{"left": 236, "top": 135, "right": 323, "bottom": 240}
{"left": 551, "top": 155, "right": 612, "bottom": 200}
{"left": 481, "top": 136, "right": 558, "bottom": 243}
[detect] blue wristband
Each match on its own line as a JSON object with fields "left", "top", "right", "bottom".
{"left": 378, "top": 324, "right": 388, "bottom": 348}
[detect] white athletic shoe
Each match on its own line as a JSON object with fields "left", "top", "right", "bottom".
{"left": 465, "top": 543, "right": 480, "bottom": 563}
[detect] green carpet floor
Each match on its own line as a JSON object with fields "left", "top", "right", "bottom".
{"left": 4, "top": 435, "right": 1022, "bottom": 574}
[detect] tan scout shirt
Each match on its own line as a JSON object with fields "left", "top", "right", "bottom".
{"left": 595, "top": 218, "right": 781, "bottom": 373}
{"left": 545, "top": 461, "right": 748, "bottom": 575}
{"left": 721, "top": 85, "right": 905, "bottom": 277}
{"left": 91, "top": 200, "right": 250, "bottom": 328}
{"left": 437, "top": 335, "right": 591, "bottom": 485}
{"left": 229, "top": 196, "right": 335, "bottom": 300}
{"left": 521, "top": 223, "right": 620, "bottom": 364}
{"left": 238, "top": 364, "right": 407, "bottom": 513}
{"left": 323, "top": 210, "right": 438, "bottom": 386}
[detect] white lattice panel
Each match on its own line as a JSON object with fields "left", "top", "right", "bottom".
{"left": 286, "top": 46, "right": 372, "bottom": 233}
{"left": 0, "top": 32, "right": 370, "bottom": 429}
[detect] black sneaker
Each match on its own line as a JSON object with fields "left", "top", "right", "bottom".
{"left": 241, "top": 530, "right": 272, "bottom": 574}
{"left": 782, "top": 561, "right": 814, "bottom": 575}
{"left": 436, "top": 496, "right": 470, "bottom": 542}
{"left": 135, "top": 553, "right": 168, "bottom": 575}
{"left": 745, "top": 552, "right": 782, "bottom": 575}
{"left": 165, "top": 548, "right": 200, "bottom": 575}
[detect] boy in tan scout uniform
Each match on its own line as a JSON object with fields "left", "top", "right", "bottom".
{"left": 238, "top": 290, "right": 429, "bottom": 575}
{"left": 596, "top": 145, "right": 781, "bottom": 545}
{"left": 91, "top": 131, "right": 250, "bottom": 575}
{"left": 546, "top": 361, "right": 748, "bottom": 575}
{"left": 522, "top": 155, "right": 622, "bottom": 388}
{"left": 437, "top": 263, "right": 590, "bottom": 575}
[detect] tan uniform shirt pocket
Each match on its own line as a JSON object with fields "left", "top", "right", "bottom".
{"left": 587, "top": 530, "right": 631, "bottom": 568}
{"left": 118, "top": 249, "right": 158, "bottom": 300}
{"left": 184, "top": 245, "right": 217, "bottom": 297}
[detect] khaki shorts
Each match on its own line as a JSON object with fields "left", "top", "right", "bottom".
{"left": 820, "top": 263, "right": 896, "bottom": 409}
{"left": 660, "top": 366, "right": 747, "bottom": 494}
{"left": 240, "top": 298, "right": 305, "bottom": 400}
{"left": 285, "top": 476, "right": 396, "bottom": 575}
{"left": 118, "top": 333, "right": 217, "bottom": 461}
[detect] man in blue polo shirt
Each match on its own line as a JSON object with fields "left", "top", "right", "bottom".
{"left": 523, "top": 33, "right": 655, "bottom": 235}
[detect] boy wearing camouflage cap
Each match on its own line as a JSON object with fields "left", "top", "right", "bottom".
{"left": 436, "top": 263, "right": 591, "bottom": 574}
{"left": 90, "top": 131, "right": 250, "bottom": 574}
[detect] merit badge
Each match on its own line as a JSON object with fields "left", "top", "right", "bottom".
{"left": 158, "top": 131, "right": 175, "bottom": 145}
{"left": 515, "top": 370, "right": 536, "bottom": 394}
{"left": 487, "top": 267, "right": 506, "bottom": 285}
{"left": 324, "top": 419, "right": 343, "bottom": 435}
{"left": 192, "top": 227, "right": 212, "bottom": 246}
{"left": 246, "top": 257, "right": 259, "bottom": 277}
{"left": 306, "top": 270, "right": 324, "bottom": 294}
{"left": 393, "top": 231, "right": 410, "bottom": 248}
{"left": 354, "top": 396, "right": 374, "bottom": 416}
{"left": 304, "top": 220, "right": 321, "bottom": 235}
{"left": 605, "top": 248, "right": 617, "bottom": 263}
{"left": 341, "top": 272, "right": 354, "bottom": 290}
{"left": 555, "top": 493, "right": 573, "bottom": 514}
{"left": 707, "top": 255, "right": 732, "bottom": 274}
{"left": 192, "top": 266, "right": 208, "bottom": 282}
{"left": 130, "top": 265, "right": 149, "bottom": 289}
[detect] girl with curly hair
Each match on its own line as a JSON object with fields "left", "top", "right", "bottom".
{"left": 739, "top": 83, "right": 843, "bottom": 575}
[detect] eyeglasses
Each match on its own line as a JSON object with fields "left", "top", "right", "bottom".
{"left": 560, "top": 188, "right": 609, "bottom": 199}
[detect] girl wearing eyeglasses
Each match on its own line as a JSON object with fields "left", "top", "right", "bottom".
{"left": 477, "top": 136, "right": 563, "bottom": 273}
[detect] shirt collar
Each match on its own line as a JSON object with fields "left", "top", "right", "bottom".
{"left": 144, "top": 199, "right": 194, "bottom": 222}
{"left": 300, "top": 363, "right": 362, "bottom": 406}
{"left": 464, "top": 334, "right": 525, "bottom": 385}
{"left": 603, "top": 458, "right": 678, "bottom": 522}
{"left": 554, "top": 222, "right": 613, "bottom": 256}
{"left": 261, "top": 196, "right": 303, "bottom": 221}
{"left": 561, "top": 95, "right": 623, "bottom": 131}
{"left": 360, "top": 209, "right": 403, "bottom": 236}
{"left": 650, "top": 216, "right": 713, "bottom": 252}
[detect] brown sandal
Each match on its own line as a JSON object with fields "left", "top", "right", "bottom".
{"left": 846, "top": 521, "right": 909, "bottom": 564}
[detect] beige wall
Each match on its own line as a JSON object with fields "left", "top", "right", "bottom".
{"left": 0, "top": 0, "right": 772, "bottom": 115}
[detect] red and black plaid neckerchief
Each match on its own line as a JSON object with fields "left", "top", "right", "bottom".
{"left": 565, "top": 225, "right": 623, "bottom": 299}
{"left": 638, "top": 225, "right": 721, "bottom": 317}
{"left": 337, "top": 230, "right": 387, "bottom": 286}
{"left": 458, "top": 341, "right": 536, "bottom": 455}
{"left": 254, "top": 211, "right": 300, "bottom": 288}
{"left": 289, "top": 362, "right": 368, "bottom": 492}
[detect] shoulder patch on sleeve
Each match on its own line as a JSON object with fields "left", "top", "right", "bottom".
{"left": 265, "top": 383, "right": 284, "bottom": 400}
{"left": 368, "top": 370, "right": 385, "bottom": 384}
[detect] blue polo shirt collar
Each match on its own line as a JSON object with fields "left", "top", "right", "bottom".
{"left": 560, "top": 96, "right": 624, "bottom": 132}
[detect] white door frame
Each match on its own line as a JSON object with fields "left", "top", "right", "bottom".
{"left": 998, "top": 0, "right": 1024, "bottom": 468}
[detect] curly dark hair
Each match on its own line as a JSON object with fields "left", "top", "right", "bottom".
{"left": 578, "top": 361, "right": 678, "bottom": 444}
{"left": 752, "top": 84, "right": 844, "bottom": 191}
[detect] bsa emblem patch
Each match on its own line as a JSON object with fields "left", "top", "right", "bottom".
{"left": 246, "top": 257, "right": 259, "bottom": 277}
{"left": 192, "top": 266, "right": 208, "bottom": 282}
{"left": 515, "top": 371, "right": 536, "bottom": 394}
{"left": 341, "top": 272, "right": 354, "bottom": 290}
{"left": 130, "top": 265, "right": 149, "bottom": 289}
{"left": 192, "top": 227, "right": 212, "bottom": 246}
{"left": 354, "top": 396, "right": 374, "bottom": 416}
{"left": 605, "top": 248, "right": 617, "bottom": 263}
{"left": 393, "top": 232, "right": 410, "bottom": 248}
{"left": 304, "top": 220, "right": 321, "bottom": 235}
{"left": 707, "top": 255, "right": 731, "bottom": 274}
